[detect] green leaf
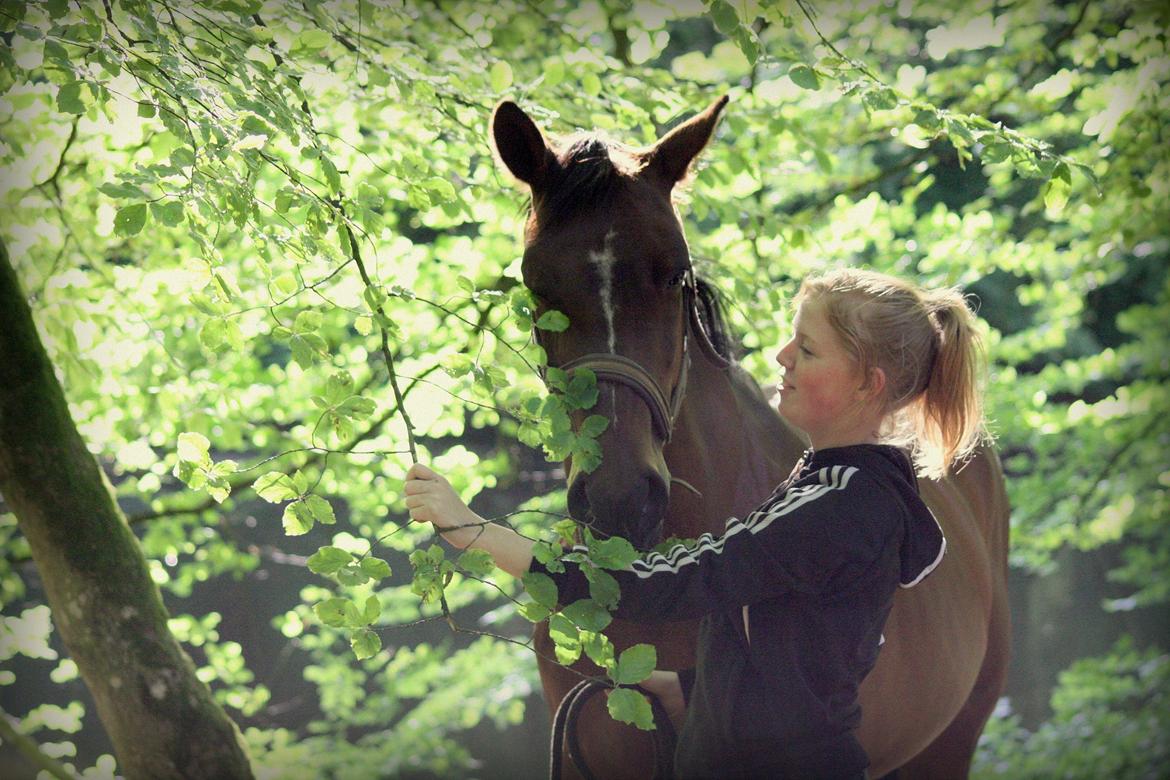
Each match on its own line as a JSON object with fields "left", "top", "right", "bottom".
{"left": 614, "top": 644, "right": 657, "bottom": 685}
{"left": 320, "top": 156, "right": 341, "bottom": 193}
{"left": 350, "top": 628, "right": 381, "bottom": 660}
{"left": 289, "top": 335, "right": 320, "bottom": 368}
{"left": 336, "top": 396, "right": 376, "bottom": 419}
{"left": 45, "top": 0, "right": 70, "bottom": 19}
{"left": 490, "top": 61, "right": 513, "bottom": 92}
{"left": 362, "top": 594, "right": 381, "bottom": 623}
{"left": 294, "top": 28, "right": 332, "bottom": 52}
{"left": 788, "top": 64, "right": 820, "bottom": 90}
{"left": 56, "top": 82, "right": 85, "bottom": 114}
{"left": 233, "top": 133, "right": 268, "bottom": 151}
{"left": 607, "top": 687, "right": 655, "bottom": 730}
{"left": 336, "top": 563, "right": 370, "bottom": 587}
{"left": 589, "top": 536, "right": 638, "bottom": 570}
{"left": 518, "top": 602, "right": 552, "bottom": 622}
{"left": 731, "top": 27, "right": 759, "bottom": 65}
{"left": 562, "top": 598, "right": 612, "bottom": 632}
{"left": 307, "top": 546, "right": 353, "bottom": 575}
{"left": 586, "top": 568, "right": 620, "bottom": 608}
{"left": 273, "top": 273, "right": 298, "bottom": 297}
{"left": 1043, "top": 176, "right": 1070, "bottom": 211}
{"left": 708, "top": 0, "right": 740, "bottom": 34}
{"left": 303, "top": 495, "right": 336, "bottom": 525}
{"left": 457, "top": 548, "right": 495, "bottom": 577}
{"left": 862, "top": 87, "right": 899, "bottom": 111}
{"left": 358, "top": 556, "right": 392, "bottom": 580}
{"left": 283, "top": 501, "right": 315, "bottom": 535}
{"left": 99, "top": 181, "right": 146, "bottom": 199}
{"left": 535, "top": 310, "right": 570, "bottom": 332}
{"left": 424, "top": 176, "right": 456, "bottom": 204}
{"left": 294, "top": 310, "right": 323, "bottom": 333}
{"left": 253, "top": 471, "right": 298, "bottom": 502}
{"left": 548, "top": 612, "right": 579, "bottom": 646}
{"left": 137, "top": 100, "right": 156, "bottom": 118}
{"left": 199, "top": 319, "right": 227, "bottom": 352}
{"left": 545, "top": 59, "right": 565, "bottom": 87}
{"left": 176, "top": 432, "right": 210, "bottom": 463}
{"left": 314, "top": 597, "right": 349, "bottom": 627}
{"left": 579, "top": 415, "right": 609, "bottom": 438}
{"left": 113, "top": 203, "right": 148, "bottom": 237}
{"left": 563, "top": 370, "right": 598, "bottom": 410}
{"left": 274, "top": 188, "right": 297, "bottom": 213}
{"left": 150, "top": 200, "right": 184, "bottom": 226}
{"left": 583, "top": 631, "right": 615, "bottom": 670}
{"left": 522, "top": 571, "right": 559, "bottom": 609}
{"left": 548, "top": 613, "right": 581, "bottom": 665}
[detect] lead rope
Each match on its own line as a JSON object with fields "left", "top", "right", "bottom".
{"left": 550, "top": 680, "right": 679, "bottom": 780}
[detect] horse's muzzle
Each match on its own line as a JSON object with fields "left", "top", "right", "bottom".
{"left": 567, "top": 469, "right": 668, "bottom": 551}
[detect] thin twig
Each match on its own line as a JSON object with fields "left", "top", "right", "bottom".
{"left": 342, "top": 221, "right": 418, "bottom": 463}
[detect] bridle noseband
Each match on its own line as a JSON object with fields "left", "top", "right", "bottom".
{"left": 540, "top": 271, "right": 696, "bottom": 443}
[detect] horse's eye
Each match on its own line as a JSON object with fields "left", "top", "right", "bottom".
{"left": 667, "top": 270, "right": 688, "bottom": 288}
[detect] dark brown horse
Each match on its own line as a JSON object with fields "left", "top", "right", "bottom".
{"left": 491, "top": 97, "right": 1011, "bottom": 779}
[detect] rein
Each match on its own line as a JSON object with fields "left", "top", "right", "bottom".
{"left": 549, "top": 679, "right": 679, "bottom": 780}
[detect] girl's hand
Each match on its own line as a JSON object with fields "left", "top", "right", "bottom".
{"left": 404, "top": 463, "right": 482, "bottom": 548}
{"left": 640, "top": 670, "right": 686, "bottom": 730}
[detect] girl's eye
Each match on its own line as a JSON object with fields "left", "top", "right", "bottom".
{"left": 800, "top": 345, "right": 813, "bottom": 356}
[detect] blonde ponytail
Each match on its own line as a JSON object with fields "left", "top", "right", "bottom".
{"left": 911, "top": 288, "right": 988, "bottom": 476}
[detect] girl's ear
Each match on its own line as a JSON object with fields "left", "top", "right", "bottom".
{"left": 860, "top": 366, "right": 887, "bottom": 401}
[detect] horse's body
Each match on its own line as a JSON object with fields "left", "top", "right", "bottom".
{"left": 491, "top": 97, "right": 1010, "bottom": 778}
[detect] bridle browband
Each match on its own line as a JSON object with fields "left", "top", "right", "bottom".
{"left": 539, "top": 269, "right": 728, "bottom": 444}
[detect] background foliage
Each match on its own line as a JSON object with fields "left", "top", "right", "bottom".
{"left": 1, "top": 0, "right": 1167, "bottom": 776}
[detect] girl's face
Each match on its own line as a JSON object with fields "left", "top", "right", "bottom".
{"left": 775, "top": 297, "right": 881, "bottom": 450}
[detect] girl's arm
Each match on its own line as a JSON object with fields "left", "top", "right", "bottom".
{"left": 403, "top": 463, "right": 534, "bottom": 578}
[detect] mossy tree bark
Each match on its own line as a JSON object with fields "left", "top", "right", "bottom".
{"left": 0, "top": 238, "right": 254, "bottom": 779}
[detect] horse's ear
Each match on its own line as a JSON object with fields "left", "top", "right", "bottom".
{"left": 491, "top": 101, "right": 558, "bottom": 191}
{"left": 641, "top": 95, "right": 729, "bottom": 189}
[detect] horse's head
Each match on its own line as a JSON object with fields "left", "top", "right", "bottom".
{"left": 492, "top": 97, "right": 728, "bottom": 550}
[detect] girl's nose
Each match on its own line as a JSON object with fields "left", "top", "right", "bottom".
{"left": 775, "top": 340, "right": 794, "bottom": 369}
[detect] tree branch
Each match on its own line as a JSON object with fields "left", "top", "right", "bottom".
{"left": 0, "top": 711, "right": 76, "bottom": 780}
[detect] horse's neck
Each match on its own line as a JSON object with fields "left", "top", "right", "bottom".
{"left": 664, "top": 351, "right": 807, "bottom": 538}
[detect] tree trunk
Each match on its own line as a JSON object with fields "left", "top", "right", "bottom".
{"left": 0, "top": 238, "right": 254, "bottom": 779}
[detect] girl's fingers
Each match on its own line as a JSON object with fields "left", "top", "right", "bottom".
{"left": 405, "top": 462, "right": 438, "bottom": 481}
{"left": 403, "top": 479, "right": 429, "bottom": 495}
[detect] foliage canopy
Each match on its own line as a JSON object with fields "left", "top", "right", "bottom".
{"left": 0, "top": 0, "right": 1167, "bottom": 776}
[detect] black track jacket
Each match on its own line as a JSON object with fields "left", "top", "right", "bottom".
{"left": 528, "top": 444, "right": 946, "bottom": 779}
